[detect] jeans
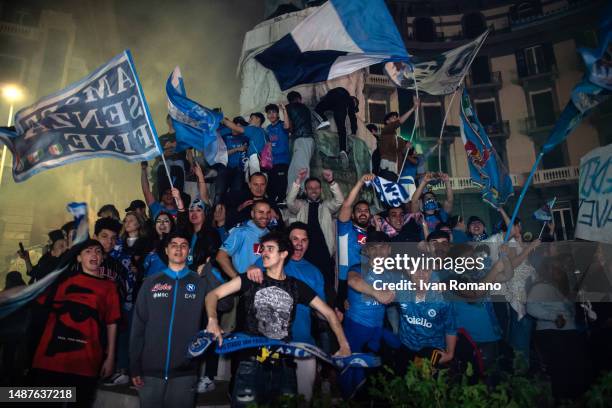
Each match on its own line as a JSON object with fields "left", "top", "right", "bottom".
{"left": 139, "top": 375, "right": 196, "bottom": 408}
{"left": 264, "top": 163, "right": 289, "bottom": 203}
{"left": 232, "top": 359, "right": 297, "bottom": 408}
{"left": 214, "top": 164, "right": 244, "bottom": 205}
{"left": 116, "top": 307, "right": 133, "bottom": 372}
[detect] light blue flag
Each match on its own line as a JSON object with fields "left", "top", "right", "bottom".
{"left": 0, "top": 50, "right": 162, "bottom": 182}
{"left": 0, "top": 202, "right": 90, "bottom": 319}
{"left": 460, "top": 89, "right": 513, "bottom": 208}
{"left": 166, "top": 67, "right": 223, "bottom": 152}
{"left": 256, "top": 0, "right": 409, "bottom": 90}
{"left": 533, "top": 197, "right": 557, "bottom": 222}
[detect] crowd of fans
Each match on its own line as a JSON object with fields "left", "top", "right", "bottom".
{"left": 1, "top": 87, "right": 610, "bottom": 408}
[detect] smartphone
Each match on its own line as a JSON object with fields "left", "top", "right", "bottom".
{"left": 19, "top": 242, "right": 25, "bottom": 253}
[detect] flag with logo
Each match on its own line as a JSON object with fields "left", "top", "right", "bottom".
{"left": 255, "top": 0, "right": 410, "bottom": 90}
{"left": 384, "top": 30, "right": 488, "bottom": 95}
{"left": 460, "top": 89, "right": 513, "bottom": 208}
{"left": 0, "top": 50, "right": 162, "bottom": 182}
{"left": 542, "top": 5, "right": 612, "bottom": 155}
{"left": 166, "top": 67, "right": 223, "bottom": 152}
{"left": 533, "top": 197, "right": 557, "bottom": 222}
{"left": 368, "top": 176, "right": 411, "bottom": 207}
{"left": 204, "top": 133, "right": 228, "bottom": 166}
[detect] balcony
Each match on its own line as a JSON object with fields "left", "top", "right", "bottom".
{"left": 441, "top": 121, "right": 510, "bottom": 139}
{"left": 465, "top": 71, "right": 502, "bottom": 91}
{"left": 520, "top": 114, "right": 560, "bottom": 141}
{"left": 0, "top": 21, "right": 39, "bottom": 40}
{"left": 429, "top": 174, "right": 522, "bottom": 192}
{"left": 365, "top": 73, "right": 394, "bottom": 89}
{"left": 532, "top": 166, "right": 579, "bottom": 186}
{"left": 517, "top": 65, "right": 559, "bottom": 86}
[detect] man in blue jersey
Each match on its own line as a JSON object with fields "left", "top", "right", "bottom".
{"left": 340, "top": 231, "right": 397, "bottom": 399}
{"left": 337, "top": 173, "right": 375, "bottom": 310}
{"left": 246, "top": 222, "right": 326, "bottom": 401}
{"left": 216, "top": 201, "right": 271, "bottom": 279}
{"left": 222, "top": 113, "right": 267, "bottom": 181}
{"left": 264, "top": 104, "right": 291, "bottom": 204}
{"left": 396, "top": 265, "right": 457, "bottom": 375}
{"left": 214, "top": 121, "right": 248, "bottom": 204}
{"left": 409, "top": 172, "right": 454, "bottom": 233}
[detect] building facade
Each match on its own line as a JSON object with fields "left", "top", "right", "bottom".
{"left": 363, "top": 0, "right": 609, "bottom": 239}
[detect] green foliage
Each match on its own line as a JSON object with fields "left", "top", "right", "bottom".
{"left": 368, "top": 360, "right": 553, "bottom": 408}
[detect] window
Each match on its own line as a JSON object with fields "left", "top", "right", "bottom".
{"left": 531, "top": 90, "right": 556, "bottom": 127}
{"left": 470, "top": 56, "right": 491, "bottom": 84}
{"left": 462, "top": 12, "right": 487, "bottom": 39}
{"left": 413, "top": 17, "right": 436, "bottom": 42}
{"left": 510, "top": 1, "right": 542, "bottom": 21}
{"left": 516, "top": 43, "right": 556, "bottom": 77}
{"left": 368, "top": 101, "right": 387, "bottom": 124}
{"left": 423, "top": 105, "right": 442, "bottom": 138}
{"left": 475, "top": 100, "right": 497, "bottom": 126}
{"left": 369, "top": 63, "right": 385, "bottom": 75}
{"left": 552, "top": 203, "right": 575, "bottom": 240}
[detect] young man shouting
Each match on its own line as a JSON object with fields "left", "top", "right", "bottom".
{"left": 205, "top": 231, "right": 351, "bottom": 407}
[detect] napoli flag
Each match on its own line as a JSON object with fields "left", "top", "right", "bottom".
{"left": 166, "top": 67, "right": 223, "bottom": 152}
{"left": 533, "top": 197, "right": 557, "bottom": 222}
{"left": 255, "top": 0, "right": 409, "bottom": 90}
{"left": 0, "top": 50, "right": 162, "bottom": 182}
{"left": 368, "top": 176, "right": 411, "bottom": 207}
{"left": 460, "top": 89, "right": 513, "bottom": 208}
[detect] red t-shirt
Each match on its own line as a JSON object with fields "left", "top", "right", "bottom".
{"left": 33, "top": 272, "right": 121, "bottom": 377}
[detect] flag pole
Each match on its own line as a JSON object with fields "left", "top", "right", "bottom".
{"left": 537, "top": 196, "right": 557, "bottom": 239}
{"left": 437, "top": 29, "right": 490, "bottom": 172}
{"left": 537, "top": 222, "right": 548, "bottom": 240}
{"left": 437, "top": 89, "right": 459, "bottom": 172}
{"left": 504, "top": 151, "right": 543, "bottom": 242}
{"left": 397, "top": 66, "right": 420, "bottom": 177}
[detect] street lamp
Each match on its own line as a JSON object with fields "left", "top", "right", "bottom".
{"left": 0, "top": 83, "right": 25, "bottom": 186}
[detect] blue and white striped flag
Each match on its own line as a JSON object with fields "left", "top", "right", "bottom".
{"left": 255, "top": 0, "right": 409, "bottom": 90}
{"left": 368, "top": 176, "right": 411, "bottom": 207}
{"left": 533, "top": 197, "right": 556, "bottom": 222}
{"left": 166, "top": 67, "right": 223, "bottom": 152}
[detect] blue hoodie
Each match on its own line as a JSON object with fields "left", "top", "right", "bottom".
{"left": 221, "top": 220, "right": 268, "bottom": 274}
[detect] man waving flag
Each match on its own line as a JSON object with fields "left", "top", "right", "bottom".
{"left": 255, "top": 0, "right": 410, "bottom": 90}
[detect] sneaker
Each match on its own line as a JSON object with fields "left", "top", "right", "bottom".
{"left": 316, "top": 120, "right": 331, "bottom": 130}
{"left": 103, "top": 372, "right": 130, "bottom": 386}
{"left": 197, "top": 376, "right": 216, "bottom": 393}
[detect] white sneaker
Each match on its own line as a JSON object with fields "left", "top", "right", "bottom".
{"left": 197, "top": 376, "right": 216, "bottom": 393}
{"left": 316, "top": 120, "right": 330, "bottom": 130}
{"left": 339, "top": 150, "right": 349, "bottom": 168}
{"left": 103, "top": 372, "right": 130, "bottom": 386}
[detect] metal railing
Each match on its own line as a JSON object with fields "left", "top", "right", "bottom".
{"left": 429, "top": 174, "right": 522, "bottom": 192}
{"left": 532, "top": 166, "right": 579, "bottom": 185}
{"left": 521, "top": 113, "right": 560, "bottom": 135}
{"left": 0, "top": 22, "right": 39, "bottom": 40}
{"left": 365, "top": 73, "right": 394, "bottom": 88}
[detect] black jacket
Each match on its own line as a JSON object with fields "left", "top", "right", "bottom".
{"left": 130, "top": 267, "right": 230, "bottom": 379}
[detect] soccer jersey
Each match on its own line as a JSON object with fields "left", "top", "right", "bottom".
{"left": 243, "top": 125, "right": 266, "bottom": 156}
{"left": 221, "top": 220, "right": 268, "bottom": 274}
{"left": 398, "top": 292, "right": 456, "bottom": 351}
{"left": 337, "top": 220, "right": 367, "bottom": 281}
{"left": 266, "top": 121, "right": 290, "bottom": 164}
{"left": 33, "top": 271, "right": 121, "bottom": 377}
{"left": 346, "top": 267, "right": 386, "bottom": 328}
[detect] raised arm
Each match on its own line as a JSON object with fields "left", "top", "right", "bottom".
{"left": 222, "top": 117, "right": 245, "bottom": 134}
{"left": 287, "top": 168, "right": 308, "bottom": 214}
{"left": 348, "top": 270, "right": 395, "bottom": 304}
{"left": 322, "top": 169, "right": 344, "bottom": 213}
{"left": 338, "top": 173, "right": 375, "bottom": 222}
{"left": 309, "top": 296, "right": 351, "bottom": 356}
{"left": 441, "top": 173, "right": 454, "bottom": 213}
{"left": 192, "top": 162, "right": 210, "bottom": 205}
{"left": 205, "top": 276, "right": 243, "bottom": 345}
{"left": 398, "top": 97, "right": 420, "bottom": 125}
{"left": 410, "top": 172, "right": 433, "bottom": 213}
{"left": 140, "top": 162, "right": 155, "bottom": 206}
{"left": 279, "top": 103, "right": 291, "bottom": 130}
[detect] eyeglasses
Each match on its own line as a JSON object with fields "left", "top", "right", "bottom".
{"left": 156, "top": 219, "right": 171, "bottom": 224}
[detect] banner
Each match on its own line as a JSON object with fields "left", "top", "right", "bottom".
{"left": 384, "top": 31, "right": 488, "bottom": 95}
{"left": 533, "top": 197, "right": 557, "bottom": 222}
{"left": 575, "top": 144, "right": 612, "bottom": 244}
{"left": 460, "top": 89, "right": 513, "bottom": 208}
{"left": 0, "top": 50, "right": 161, "bottom": 182}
